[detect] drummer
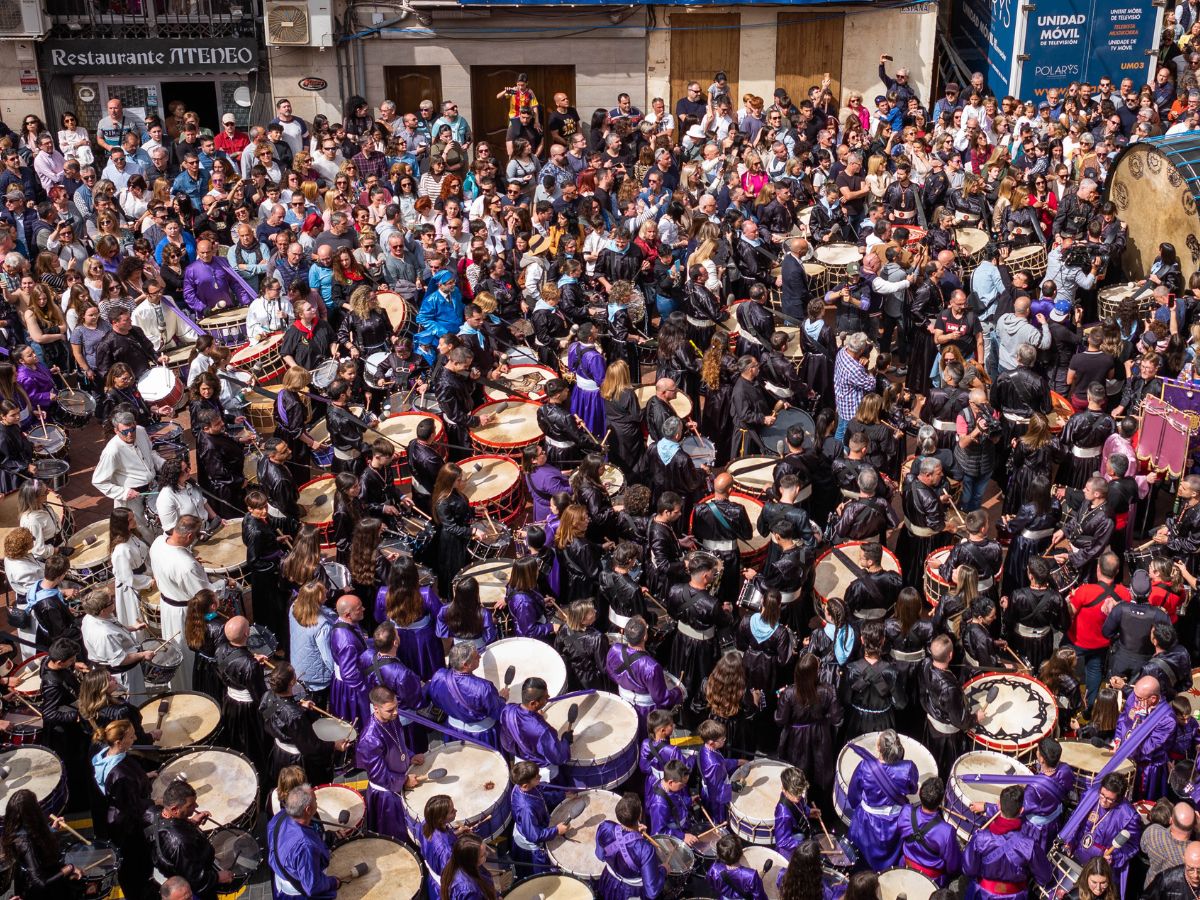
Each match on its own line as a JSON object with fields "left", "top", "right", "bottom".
{"left": 510, "top": 760, "right": 570, "bottom": 875}
{"left": 148, "top": 779, "right": 235, "bottom": 900}
{"left": 149, "top": 515, "right": 223, "bottom": 691}
{"left": 842, "top": 541, "right": 903, "bottom": 621}
{"left": 595, "top": 794, "right": 668, "bottom": 900}
{"left": 607, "top": 617, "right": 683, "bottom": 727}
{"left": 647, "top": 758, "right": 697, "bottom": 844}
{"left": 428, "top": 643, "right": 508, "bottom": 747}
{"left": 265, "top": 784, "right": 341, "bottom": 900}
{"left": 433, "top": 346, "right": 499, "bottom": 458}
{"left": 692, "top": 473, "right": 750, "bottom": 608}
{"left": 896, "top": 777, "right": 962, "bottom": 887}
{"left": 261, "top": 661, "right": 353, "bottom": 786}
{"left": 258, "top": 436, "right": 304, "bottom": 521}
{"left": 79, "top": 585, "right": 155, "bottom": 696}
{"left": 407, "top": 418, "right": 447, "bottom": 516}
{"left": 938, "top": 511, "right": 1004, "bottom": 596}
{"left": 499, "top": 676, "right": 571, "bottom": 784}
{"left": 325, "top": 379, "right": 375, "bottom": 476}
{"left": 357, "top": 685, "right": 424, "bottom": 841}
{"left": 360, "top": 438, "right": 407, "bottom": 525}
{"left": 95, "top": 308, "right": 168, "bottom": 381}
{"left": 537, "top": 378, "right": 603, "bottom": 467}
{"left": 961, "top": 785, "right": 1052, "bottom": 900}
{"left": 846, "top": 729, "right": 918, "bottom": 871}
{"left": 246, "top": 276, "right": 294, "bottom": 340}
{"left": 92, "top": 408, "right": 165, "bottom": 533}
{"left": 280, "top": 299, "right": 336, "bottom": 371}
{"left": 706, "top": 834, "right": 768, "bottom": 900}
{"left": 773, "top": 767, "right": 820, "bottom": 856}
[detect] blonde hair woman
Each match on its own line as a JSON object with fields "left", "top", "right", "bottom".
{"left": 687, "top": 221, "right": 724, "bottom": 292}
{"left": 865, "top": 155, "right": 893, "bottom": 204}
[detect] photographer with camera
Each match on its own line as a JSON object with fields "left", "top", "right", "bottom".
{"left": 954, "top": 387, "right": 1001, "bottom": 512}
{"left": 1045, "top": 233, "right": 1102, "bottom": 306}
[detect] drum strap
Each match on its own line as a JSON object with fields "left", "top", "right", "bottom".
{"left": 269, "top": 816, "right": 307, "bottom": 897}
{"left": 705, "top": 501, "right": 735, "bottom": 538}
{"left": 846, "top": 744, "right": 909, "bottom": 807}
{"left": 652, "top": 784, "right": 686, "bottom": 830}
{"left": 902, "top": 806, "right": 942, "bottom": 854}
{"left": 615, "top": 647, "right": 650, "bottom": 677}
{"left": 1083, "top": 585, "right": 1121, "bottom": 611}
{"left": 832, "top": 545, "right": 880, "bottom": 604}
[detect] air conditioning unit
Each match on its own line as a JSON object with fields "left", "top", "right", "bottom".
{"left": 264, "top": 0, "right": 332, "bottom": 48}
{"left": 0, "top": 0, "right": 47, "bottom": 38}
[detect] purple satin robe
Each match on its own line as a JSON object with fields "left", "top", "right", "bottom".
{"left": 638, "top": 738, "right": 692, "bottom": 781}
{"left": 699, "top": 744, "right": 739, "bottom": 822}
{"left": 17, "top": 363, "right": 55, "bottom": 411}
{"left": 846, "top": 758, "right": 918, "bottom": 871}
{"left": 508, "top": 589, "right": 554, "bottom": 641}
{"left": 354, "top": 714, "right": 413, "bottom": 841}
{"left": 329, "top": 620, "right": 370, "bottom": 726}
{"left": 645, "top": 781, "right": 692, "bottom": 838}
{"left": 359, "top": 649, "right": 427, "bottom": 751}
{"left": 510, "top": 783, "right": 557, "bottom": 867}
{"left": 1019, "top": 765, "right": 1074, "bottom": 850}
{"left": 707, "top": 862, "right": 768, "bottom": 900}
{"left": 1061, "top": 796, "right": 1142, "bottom": 878}
{"left": 1115, "top": 698, "right": 1177, "bottom": 800}
{"left": 427, "top": 668, "right": 505, "bottom": 748}
{"left": 499, "top": 705, "right": 570, "bottom": 776}
{"left": 606, "top": 645, "right": 683, "bottom": 729}
{"left": 896, "top": 805, "right": 963, "bottom": 887}
{"left": 526, "top": 465, "right": 570, "bottom": 524}
{"left": 774, "top": 796, "right": 812, "bottom": 857}
{"left": 962, "top": 826, "right": 1053, "bottom": 900}
{"left": 382, "top": 586, "right": 444, "bottom": 681}
{"left": 567, "top": 343, "right": 607, "bottom": 438}
{"left": 182, "top": 257, "right": 256, "bottom": 314}
{"left": 595, "top": 821, "right": 666, "bottom": 900}
{"left": 419, "top": 827, "right": 455, "bottom": 900}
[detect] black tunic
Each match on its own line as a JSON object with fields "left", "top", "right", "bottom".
{"left": 554, "top": 626, "right": 611, "bottom": 691}
{"left": 692, "top": 497, "right": 751, "bottom": 606}
{"left": 406, "top": 438, "right": 445, "bottom": 515}
{"left": 260, "top": 690, "right": 337, "bottom": 786}
{"left": 896, "top": 480, "right": 954, "bottom": 592}
{"left": 537, "top": 400, "right": 597, "bottom": 468}
{"left": 828, "top": 497, "right": 892, "bottom": 545}
{"left": 257, "top": 455, "right": 301, "bottom": 520}
{"left": 647, "top": 520, "right": 687, "bottom": 599}
{"left": 0, "top": 420, "right": 34, "bottom": 492}
{"left": 8, "top": 828, "right": 67, "bottom": 900}
{"left": 558, "top": 537, "right": 601, "bottom": 608}
{"left": 602, "top": 387, "right": 644, "bottom": 477}
{"left": 842, "top": 657, "right": 902, "bottom": 737}
{"left": 1006, "top": 587, "right": 1066, "bottom": 672}
{"left": 279, "top": 320, "right": 335, "bottom": 371}
{"left": 774, "top": 684, "right": 842, "bottom": 793}
{"left": 667, "top": 583, "right": 732, "bottom": 709}
{"left": 918, "top": 661, "right": 970, "bottom": 778}
{"left": 729, "top": 377, "right": 772, "bottom": 457}
{"left": 435, "top": 491, "right": 474, "bottom": 597}
{"left": 243, "top": 511, "right": 298, "bottom": 652}
{"left": 215, "top": 642, "right": 268, "bottom": 772}
{"left": 844, "top": 569, "right": 905, "bottom": 620}
{"left": 196, "top": 429, "right": 247, "bottom": 517}
{"left": 147, "top": 813, "right": 220, "bottom": 900}
{"left": 1056, "top": 409, "right": 1115, "bottom": 489}
{"left": 99, "top": 754, "right": 154, "bottom": 899}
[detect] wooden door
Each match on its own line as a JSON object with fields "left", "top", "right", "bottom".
{"left": 776, "top": 12, "right": 845, "bottom": 108}
{"left": 470, "top": 65, "right": 576, "bottom": 149}
{"left": 384, "top": 66, "right": 442, "bottom": 117}
{"left": 669, "top": 13, "right": 740, "bottom": 108}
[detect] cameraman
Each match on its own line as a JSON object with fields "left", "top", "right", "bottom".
{"left": 1045, "top": 234, "right": 1101, "bottom": 305}
{"left": 954, "top": 387, "right": 1001, "bottom": 512}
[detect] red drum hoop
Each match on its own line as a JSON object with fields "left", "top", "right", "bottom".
{"left": 376, "top": 412, "right": 445, "bottom": 483}
{"left": 461, "top": 454, "right": 524, "bottom": 524}
{"left": 230, "top": 333, "right": 286, "bottom": 385}
{"left": 469, "top": 400, "right": 544, "bottom": 456}
{"left": 963, "top": 671, "right": 1058, "bottom": 756}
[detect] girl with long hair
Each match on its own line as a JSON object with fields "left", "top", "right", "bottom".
{"left": 288, "top": 581, "right": 336, "bottom": 708}
{"left": 108, "top": 507, "right": 151, "bottom": 628}
{"left": 17, "top": 480, "right": 62, "bottom": 560}
{"left": 845, "top": 392, "right": 902, "bottom": 481}
{"left": 775, "top": 654, "right": 842, "bottom": 814}
{"left": 1003, "top": 412, "right": 1059, "bottom": 516}
{"left": 4, "top": 789, "right": 79, "bottom": 898}
{"left": 504, "top": 555, "right": 554, "bottom": 642}
{"left": 554, "top": 503, "right": 600, "bottom": 607}
{"left": 886, "top": 587, "right": 934, "bottom": 732}
{"left": 281, "top": 525, "right": 326, "bottom": 595}
{"left": 431, "top": 463, "right": 476, "bottom": 597}
{"left": 184, "top": 588, "right": 225, "bottom": 700}
{"left": 698, "top": 330, "right": 740, "bottom": 465}
{"left": 521, "top": 444, "right": 570, "bottom": 525}
{"left": 436, "top": 576, "right": 498, "bottom": 652}
{"left": 932, "top": 564, "right": 978, "bottom": 637}
{"left": 701, "top": 649, "right": 761, "bottom": 752}
{"left": 21, "top": 283, "right": 69, "bottom": 370}
{"left": 347, "top": 516, "right": 390, "bottom": 632}
{"left": 76, "top": 666, "right": 153, "bottom": 748}
{"left": 440, "top": 833, "right": 496, "bottom": 900}
{"left": 570, "top": 452, "right": 622, "bottom": 543}
{"left": 599, "top": 359, "right": 644, "bottom": 475}
{"left": 778, "top": 839, "right": 824, "bottom": 900}
{"left": 421, "top": 794, "right": 461, "bottom": 900}
{"left": 1065, "top": 856, "right": 1117, "bottom": 900}
{"left": 331, "top": 471, "right": 364, "bottom": 565}
{"left": 273, "top": 365, "right": 318, "bottom": 484}
{"left": 736, "top": 589, "right": 794, "bottom": 744}
{"left": 998, "top": 473, "right": 1058, "bottom": 597}
{"left": 1038, "top": 646, "right": 1082, "bottom": 727}
{"left": 383, "top": 556, "right": 443, "bottom": 680}
{"left": 807, "top": 598, "right": 857, "bottom": 690}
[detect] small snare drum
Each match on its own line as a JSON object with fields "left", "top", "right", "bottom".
{"left": 230, "top": 333, "right": 286, "bottom": 385}
{"left": 199, "top": 307, "right": 250, "bottom": 348}
{"left": 923, "top": 547, "right": 954, "bottom": 608}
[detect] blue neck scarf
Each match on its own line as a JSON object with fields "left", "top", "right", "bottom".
{"left": 657, "top": 438, "right": 681, "bottom": 464}
{"left": 92, "top": 749, "right": 126, "bottom": 794}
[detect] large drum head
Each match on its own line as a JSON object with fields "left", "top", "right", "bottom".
{"left": 543, "top": 692, "right": 638, "bottom": 767}
{"left": 484, "top": 365, "right": 557, "bottom": 402}
{"left": 315, "top": 784, "right": 365, "bottom": 831}
{"left": 377, "top": 412, "right": 443, "bottom": 450}
{"left": 547, "top": 789, "right": 621, "bottom": 879}
{"left": 965, "top": 673, "right": 1058, "bottom": 753}
{"left": 471, "top": 400, "right": 543, "bottom": 448}
{"left": 505, "top": 874, "right": 594, "bottom": 900}
{"left": 67, "top": 521, "right": 111, "bottom": 572}
{"left": 725, "top": 457, "right": 774, "bottom": 496}
{"left": 741, "top": 846, "right": 789, "bottom": 900}
{"left": 376, "top": 292, "right": 409, "bottom": 332}
{"left": 328, "top": 836, "right": 422, "bottom": 900}
{"left": 816, "top": 243, "right": 862, "bottom": 266}
{"left": 955, "top": 228, "right": 989, "bottom": 254}
{"left": 948, "top": 750, "right": 1033, "bottom": 839}
{"left": 0, "top": 747, "right": 63, "bottom": 814}
{"left": 633, "top": 384, "right": 692, "bottom": 419}
{"left": 729, "top": 760, "right": 789, "bottom": 831}
{"left": 152, "top": 750, "right": 258, "bottom": 830}
{"left": 230, "top": 333, "right": 284, "bottom": 367}
{"left": 879, "top": 868, "right": 937, "bottom": 900}
{"left": 462, "top": 456, "right": 521, "bottom": 506}
{"left": 195, "top": 520, "right": 248, "bottom": 572}
{"left": 455, "top": 559, "right": 514, "bottom": 608}
{"left": 815, "top": 542, "right": 902, "bottom": 604}
{"left": 138, "top": 692, "right": 221, "bottom": 748}
{"left": 138, "top": 366, "right": 178, "bottom": 403}
{"left": 479, "top": 637, "right": 567, "bottom": 702}
{"left": 404, "top": 741, "right": 510, "bottom": 830}
{"left": 1059, "top": 740, "right": 1135, "bottom": 780}
{"left": 300, "top": 476, "right": 337, "bottom": 523}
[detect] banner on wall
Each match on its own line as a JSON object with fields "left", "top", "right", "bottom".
{"left": 952, "top": 0, "right": 1019, "bottom": 96}
{"left": 1019, "top": 0, "right": 1159, "bottom": 97}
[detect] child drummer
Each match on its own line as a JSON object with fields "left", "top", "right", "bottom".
{"left": 509, "top": 760, "right": 569, "bottom": 876}
{"left": 639, "top": 709, "right": 694, "bottom": 787}
{"left": 698, "top": 719, "right": 749, "bottom": 825}
{"left": 646, "top": 759, "right": 698, "bottom": 845}
{"left": 774, "top": 767, "right": 822, "bottom": 856}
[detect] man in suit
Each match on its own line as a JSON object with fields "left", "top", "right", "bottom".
{"left": 780, "top": 237, "right": 812, "bottom": 321}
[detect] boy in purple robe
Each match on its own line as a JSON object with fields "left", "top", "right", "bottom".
{"left": 1169, "top": 695, "right": 1200, "bottom": 761}
{"left": 1114, "top": 675, "right": 1177, "bottom": 800}
{"left": 639, "top": 709, "right": 693, "bottom": 783}
{"left": 646, "top": 759, "right": 696, "bottom": 841}
{"left": 566, "top": 327, "right": 607, "bottom": 438}
{"left": 428, "top": 643, "right": 508, "bottom": 748}
{"left": 1059, "top": 772, "right": 1142, "bottom": 893}
{"left": 698, "top": 719, "right": 745, "bottom": 823}
{"left": 523, "top": 445, "right": 570, "bottom": 524}
{"left": 963, "top": 785, "right": 1053, "bottom": 900}
{"left": 607, "top": 618, "right": 683, "bottom": 732}
{"left": 706, "top": 833, "right": 768, "bottom": 900}
{"left": 846, "top": 729, "right": 918, "bottom": 871}
{"left": 499, "top": 677, "right": 571, "bottom": 783}
{"left": 595, "top": 793, "right": 667, "bottom": 900}
{"left": 329, "top": 594, "right": 370, "bottom": 726}
{"left": 509, "top": 760, "right": 569, "bottom": 875}
{"left": 355, "top": 685, "right": 423, "bottom": 842}
{"left": 360, "top": 622, "right": 428, "bottom": 752}
{"left": 897, "top": 777, "right": 963, "bottom": 888}
{"left": 1021, "top": 737, "right": 1075, "bottom": 850}
{"left": 774, "top": 767, "right": 819, "bottom": 857}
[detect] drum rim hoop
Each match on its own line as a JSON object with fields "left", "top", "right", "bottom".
{"left": 962, "top": 671, "right": 1058, "bottom": 750}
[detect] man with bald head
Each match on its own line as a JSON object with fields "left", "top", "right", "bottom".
{"left": 1144, "top": 803, "right": 1196, "bottom": 886}
{"left": 329, "top": 594, "right": 369, "bottom": 727}
{"left": 691, "top": 471, "right": 751, "bottom": 606}
{"left": 215, "top": 614, "right": 268, "bottom": 770}
{"left": 1115, "top": 675, "right": 1177, "bottom": 801}
{"left": 181, "top": 237, "right": 255, "bottom": 315}
{"left": 645, "top": 377, "right": 689, "bottom": 443}
{"left": 1146, "top": 840, "right": 1200, "bottom": 898}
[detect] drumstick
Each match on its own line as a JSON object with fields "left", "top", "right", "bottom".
{"left": 80, "top": 853, "right": 116, "bottom": 873}
{"left": 700, "top": 805, "right": 719, "bottom": 834}
{"left": 50, "top": 816, "right": 91, "bottom": 846}
{"left": 154, "top": 694, "right": 171, "bottom": 732}
{"left": 980, "top": 809, "right": 1001, "bottom": 830}
{"left": 1004, "top": 644, "right": 1031, "bottom": 672}
{"left": 696, "top": 820, "right": 728, "bottom": 838}
{"left": 305, "top": 702, "right": 355, "bottom": 728}
{"left": 10, "top": 693, "right": 44, "bottom": 720}
{"left": 146, "top": 632, "right": 182, "bottom": 653}
{"left": 574, "top": 415, "right": 601, "bottom": 447}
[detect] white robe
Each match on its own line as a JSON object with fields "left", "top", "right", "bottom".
{"left": 81, "top": 614, "right": 144, "bottom": 696}
{"left": 92, "top": 428, "right": 164, "bottom": 532}
{"left": 111, "top": 536, "right": 152, "bottom": 629}
{"left": 155, "top": 483, "right": 206, "bottom": 535}
{"left": 19, "top": 509, "right": 61, "bottom": 560}
{"left": 149, "top": 534, "right": 220, "bottom": 692}
{"left": 132, "top": 298, "right": 193, "bottom": 352}
{"left": 3, "top": 556, "right": 43, "bottom": 649}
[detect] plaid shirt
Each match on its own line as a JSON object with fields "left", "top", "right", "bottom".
{"left": 352, "top": 149, "right": 388, "bottom": 183}
{"left": 833, "top": 347, "right": 874, "bottom": 423}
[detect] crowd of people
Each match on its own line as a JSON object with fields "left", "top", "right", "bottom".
{"left": 3, "top": 28, "right": 1200, "bottom": 900}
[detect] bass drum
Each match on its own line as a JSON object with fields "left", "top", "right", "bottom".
{"left": 759, "top": 408, "right": 815, "bottom": 456}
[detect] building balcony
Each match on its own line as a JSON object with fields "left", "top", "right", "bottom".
{"left": 46, "top": 0, "right": 259, "bottom": 38}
